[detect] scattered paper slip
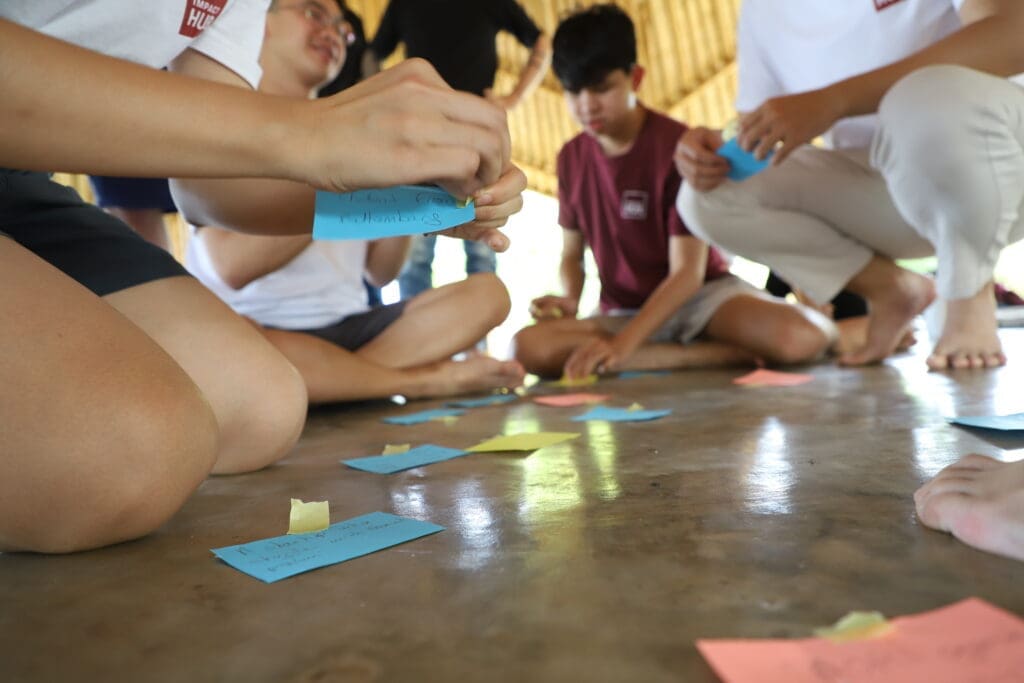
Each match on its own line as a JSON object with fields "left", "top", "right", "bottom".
{"left": 697, "top": 598, "right": 1024, "bottom": 683}
{"left": 617, "top": 370, "right": 671, "bottom": 379}
{"left": 813, "top": 611, "right": 891, "bottom": 642}
{"left": 733, "top": 369, "right": 814, "bottom": 387}
{"left": 313, "top": 186, "right": 474, "bottom": 240}
{"left": 571, "top": 406, "right": 671, "bottom": 423}
{"left": 948, "top": 412, "right": 1024, "bottom": 431}
{"left": 553, "top": 374, "right": 599, "bottom": 388}
{"left": 381, "top": 444, "right": 411, "bottom": 455}
{"left": 288, "top": 499, "right": 329, "bottom": 535}
{"left": 534, "top": 393, "right": 610, "bottom": 407}
{"left": 342, "top": 445, "right": 469, "bottom": 474}
{"left": 446, "top": 394, "right": 518, "bottom": 409}
{"left": 717, "top": 138, "right": 773, "bottom": 181}
{"left": 382, "top": 408, "right": 464, "bottom": 425}
{"left": 466, "top": 432, "right": 580, "bottom": 453}
{"left": 212, "top": 512, "right": 444, "bottom": 583}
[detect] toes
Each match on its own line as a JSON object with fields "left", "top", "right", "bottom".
{"left": 916, "top": 491, "right": 970, "bottom": 532}
{"left": 926, "top": 352, "right": 950, "bottom": 371}
{"left": 949, "top": 453, "right": 1001, "bottom": 471}
{"left": 984, "top": 352, "right": 1007, "bottom": 368}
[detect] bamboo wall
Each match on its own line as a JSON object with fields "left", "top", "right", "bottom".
{"left": 347, "top": 0, "right": 741, "bottom": 195}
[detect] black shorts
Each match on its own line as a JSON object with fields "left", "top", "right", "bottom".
{"left": 88, "top": 176, "right": 177, "bottom": 212}
{"left": 294, "top": 301, "right": 408, "bottom": 351}
{"left": 0, "top": 169, "right": 188, "bottom": 296}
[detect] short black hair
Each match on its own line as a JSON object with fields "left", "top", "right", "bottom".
{"left": 552, "top": 4, "right": 636, "bottom": 93}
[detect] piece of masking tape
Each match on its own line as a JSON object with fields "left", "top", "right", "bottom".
{"left": 813, "top": 611, "right": 892, "bottom": 642}
{"left": 288, "top": 498, "right": 330, "bottom": 535}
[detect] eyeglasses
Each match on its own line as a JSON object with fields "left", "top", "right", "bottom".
{"left": 278, "top": 2, "right": 356, "bottom": 45}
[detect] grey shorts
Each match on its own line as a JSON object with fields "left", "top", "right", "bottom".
{"left": 294, "top": 301, "right": 408, "bottom": 351}
{"left": 598, "top": 275, "right": 776, "bottom": 344}
{"left": 0, "top": 169, "right": 188, "bottom": 296}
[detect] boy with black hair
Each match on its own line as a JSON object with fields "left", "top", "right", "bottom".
{"left": 514, "top": 4, "right": 837, "bottom": 379}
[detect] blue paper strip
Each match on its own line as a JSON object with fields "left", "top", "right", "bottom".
{"left": 313, "top": 185, "right": 475, "bottom": 240}
{"left": 211, "top": 512, "right": 444, "bottom": 583}
{"left": 717, "top": 139, "right": 773, "bottom": 181}
{"left": 342, "top": 444, "right": 469, "bottom": 474}
{"left": 445, "top": 394, "right": 518, "bottom": 408}
{"left": 382, "top": 408, "right": 465, "bottom": 425}
{"left": 948, "top": 412, "right": 1024, "bottom": 431}
{"left": 617, "top": 370, "right": 671, "bottom": 379}
{"left": 572, "top": 406, "right": 672, "bottom": 423}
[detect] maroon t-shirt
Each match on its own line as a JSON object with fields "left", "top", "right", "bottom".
{"left": 557, "top": 108, "right": 730, "bottom": 313}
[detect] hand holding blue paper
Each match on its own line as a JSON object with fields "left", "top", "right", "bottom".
{"left": 314, "top": 185, "right": 474, "bottom": 241}
{"left": 717, "top": 138, "right": 773, "bottom": 181}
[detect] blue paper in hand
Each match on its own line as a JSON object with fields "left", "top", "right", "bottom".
{"left": 717, "top": 139, "right": 773, "bottom": 181}
{"left": 446, "top": 394, "right": 518, "bottom": 409}
{"left": 313, "top": 185, "right": 475, "bottom": 240}
{"left": 571, "top": 406, "right": 672, "bottom": 423}
{"left": 211, "top": 511, "right": 444, "bottom": 583}
{"left": 342, "top": 444, "right": 469, "bottom": 474}
{"left": 382, "top": 408, "right": 464, "bottom": 425}
{"left": 948, "top": 412, "right": 1024, "bottom": 431}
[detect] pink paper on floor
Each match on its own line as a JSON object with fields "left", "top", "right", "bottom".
{"left": 534, "top": 393, "right": 611, "bottom": 407}
{"left": 697, "top": 598, "right": 1024, "bottom": 683}
{"left": 732, "top": 369, "right": 813, "bottom": 387}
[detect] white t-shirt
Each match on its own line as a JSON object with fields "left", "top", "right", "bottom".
{"left": 1, "top": 0, "right": 268, "bottom": 88}
{"left": 736, "top": 0, "right": 964, "bottom": 149}
{"left": 186, "top": 234, "right": 372, "bottom": 330}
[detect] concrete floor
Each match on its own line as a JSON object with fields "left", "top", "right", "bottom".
{"left": 3, "top": 330, "right": 1024, "bottom": 682}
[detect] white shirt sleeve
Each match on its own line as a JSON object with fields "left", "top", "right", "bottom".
{"left": 734, "top": 1, "right": 784, "bottom": 113}
{"left": 190, "top": 0, "right": 270, "bottom": 89}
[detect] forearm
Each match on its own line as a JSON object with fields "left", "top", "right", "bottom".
{"left": 171, "top": 177, "right": 315, "bottom": 235}
{"left": 0, "top": 21, "right": 302, "bottom": 181}
{"left": 828, "top": 8, "right": 1024, "bottom": 118}
{"left": 506, "top": 35, "right": 552, "bottom": 104}
{"left": 559, "top": 258, "right": 585, "bottom": 303}
{"left": 200, "top": 228, "right": 312, "bottom": 289}
{"left": 365, "top": 237, "right": 411, "bottom": 286}
{"left": 613, "top": 273, "right": 703, "bottom": 355}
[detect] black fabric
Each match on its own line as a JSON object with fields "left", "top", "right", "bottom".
{"left": 88, "top": 176, "right": 177, "bottom": 212}
{"left": 370, "top": 0, "right": 540, "bottom": 95}
{"left": 318, "top": 8, "right": 368, "bottom": 97}
{"left": 294, "top": 300, "right": 408, "bottom": 351}
{"left": 765, "top": 271, "right": 867, "bottom": 320}
{"left": 0, "top": 169, "right": 189, "bottom": 296}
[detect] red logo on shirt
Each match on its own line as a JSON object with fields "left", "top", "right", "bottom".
{"left": 179, "top": 0, "right": 229, "bottom": 37}
{"left": 873, "top": 0, "right": 906, "bottom": 10}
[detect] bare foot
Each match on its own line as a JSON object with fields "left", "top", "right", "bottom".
{"left": 833, "top": 316, "right": 916, "bottom": 357}
{"left": 915, "top": 454, "right": 1024, "bottom": 562}
{"left": 840, "top": 258, "right": 935, "bottom": 366}
{"left": 416, "top": 356, "right": 525, "bottom": 398}
{"left": 927, "top": 282, "right": 1006, "bottom": 370}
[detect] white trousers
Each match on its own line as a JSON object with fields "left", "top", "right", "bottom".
{"left": 678, "top": 65, "right": 1024, "bottom": 303}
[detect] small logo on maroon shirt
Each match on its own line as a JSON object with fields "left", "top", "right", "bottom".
{"left": 179, "top": 0, "right": 229, "bottom": 37}
{"left": 873, "top": 0, "right": 906, "bottom": 10}
{"left": 620, "top": 190, "right": 649, "bottom": 220}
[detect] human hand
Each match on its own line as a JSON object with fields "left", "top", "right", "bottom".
{"left": 563, "top": 338, "right": 626, "bottom": 379}
{"left": 737, "top": 87, "right": 844, "bottom": 166}
{"left": 529, "top": 295, "right": 579, "bottom": 320}
{"left": 674, "top": 127, "right": 729, "bottom": 192}
{"left": 483, "top": 88, "right": 519, "bottom": 111}
{"left": 433, "top": 164, "right": 526, "bottom": 252}
{"left": 303, "top": 59, "right": 511, "bottom": 200}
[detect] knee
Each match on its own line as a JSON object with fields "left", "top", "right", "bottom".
{"left": 466, "top": 273, "right": 511, "bottom": 327}
{"left": 14, "top": 382, "right": 219, "bottom": 554}
{"left": 212, "top": 350, "right": 307, "bottom": 475}
{"left": 511, "top": 324, "right": 561, "bottom": 377}
{"left": 763, "top": 316, "right": 831, "bottom": 365}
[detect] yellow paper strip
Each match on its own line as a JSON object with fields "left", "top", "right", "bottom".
{"left": 382, "top": 444, "right": 411, "bottom": 455}
{"left": 288, "top": 498, "right": 330, "bottom": 535}
{"left": 554, "top": 374, "right": 599, "bottom": 388}
{"left": 813, "top": 611, "right": 892, "bottom": 642}
{"left": 466, "top": 432, "right": 580, "bottom": 453}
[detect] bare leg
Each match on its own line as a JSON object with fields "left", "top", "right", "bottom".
{"left": 838, "top": 256, "right": 936, "bottom": 366}
{"left": 702, "top": 294, "right": 836, "bottom": 365}
{"left": 359, "top": 273, "right": 510, "bottom": 368}
{"left": 104, "top": 276, "right": 308, "bottom": 475}
{"left": 0, "top": 240, "right": 217, "bottom": 553}
{"left": 259, "top": 327, "right": 523, "bottom": 403}
{"left": 915, "top": 454, "right": 1024, "bottom": 562}
{"left": 927, "top": 282, "right": 1006, "bottom": 370}
{"left": 105, "top": 207, "right": 171, "bottom": 251}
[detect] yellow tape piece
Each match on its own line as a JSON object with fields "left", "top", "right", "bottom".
{"left": 813, "top": 611, "right": 892, "bottom": 642}
{"left": 382, "top": 444, "right": 411, "bottom": 455}
{"left": 554, "top": 374, "right": 599, "bottom": 388}
{"left": 627, "top": 402, "right": 645, "bottom": 412}
{"left": 288, "top": 498, "right": 330, "bottom": 535}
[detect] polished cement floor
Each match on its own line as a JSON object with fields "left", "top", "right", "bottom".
{"left": 3, "top": 330, "right": 1024, "bottom": 682}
